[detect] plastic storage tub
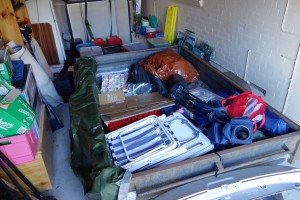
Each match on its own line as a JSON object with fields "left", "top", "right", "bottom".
{"left": 0, "top": 126, "right": 37, "bottom": 165}
{"left": 147, "top": 38, "right": 170, "bottom": 48}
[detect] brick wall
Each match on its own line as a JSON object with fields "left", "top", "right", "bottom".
{"left": 144, "top": 0, "right": 300, "bottom": 125}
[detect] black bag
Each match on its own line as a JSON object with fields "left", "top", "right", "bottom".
{"left": 130, "top": 63, "right": 152, "bottom": 83}
{"left": 53, "top": 59, "right": 76, "bottom": 102}
{"left": 130, "top": 63, "right": 168, "bottom": 96}
{"left": 102, "top": 44, "right": 124, "bottom": 54}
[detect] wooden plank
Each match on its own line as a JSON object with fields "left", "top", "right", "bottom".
{"left": 99, "top": 92, "right": 175, "bottom": 123}
{"left": 100, "top": 93, "right": 172, "bottom": 114}
{"left": 31, "top": 23, "right": 60, "bottom": 65}
{"left": 0, "top": 0, "right": 24, "bottom": 45}
{"left": 0, "top": 105, "right": 53, "bottom": 193}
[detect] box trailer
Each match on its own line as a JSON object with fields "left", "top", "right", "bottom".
{"left": 95, "top": 46, "right": 300, "bottom": 199}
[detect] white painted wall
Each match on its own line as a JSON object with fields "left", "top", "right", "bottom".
{"left": 86, "top": 1, "right": 118, "bottom": 39}
{"left": 26, "top": 0, "right": 66, "bottom": 64}
{"left": 284, "top": 46, "right": 300, "bottom": 125}
{"left": 142, "top": 0, "right": 171, "bottom": 31}
{"left": 143, "top": 0, "right": 300, "bottom": 125}
{"left": 55, "top": 0, "right": 131, "bottom": 44}
{"left": 115, "top": 0, "right": 131, "bottom": 44}
{"left": 52, "top": 0, "right": 71, "bottom": 50}
{"left": 67, "top": 3, "right": 87, "bottom": 42}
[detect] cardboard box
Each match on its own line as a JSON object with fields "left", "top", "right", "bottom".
{"left": 0, "top": 48, "right": 13, "bottom": 85}
{"left": 100, "top": 92, "right": 175, "bottom": 123}
{"left": 98, "top": 90, "right": 125, "bottom": 105}
{"left": 0, "top": 76, "right": 36, "bottom": 138}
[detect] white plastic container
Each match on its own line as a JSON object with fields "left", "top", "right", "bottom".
{"left": 146, "top": 27, "right": 157, "bottom": 33}
{"left": 142, "top": 21, "right": 149, "bottom": 27}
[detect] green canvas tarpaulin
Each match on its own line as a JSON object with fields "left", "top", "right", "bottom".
{"left": 69, "top": 58, "right": 124, "bottom": 200}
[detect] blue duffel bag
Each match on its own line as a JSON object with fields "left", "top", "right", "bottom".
{"left": 207, "top": 117, "right": 254, "bottom": 150}
{"left": 261, "top": 110, "right": 291, "bottom": 137}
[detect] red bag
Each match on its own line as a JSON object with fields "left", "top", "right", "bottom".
{"left": 107, "top": 35, "right": 123, "bottom": 46}
{"left": 92, "top": 38, "right": 107, "bottom": 46}
{"left": 221, "top": 92, "right": 266, "bottom": 131}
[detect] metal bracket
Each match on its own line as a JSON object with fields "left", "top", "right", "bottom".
{"left": 214, "top": 152, "right": 225, "bottom": 177}
{"left": 289, "top": 140, "right": 300, "bottom": 164}
{"left": 118, "top": 170, "right": 132, "bottom": 200}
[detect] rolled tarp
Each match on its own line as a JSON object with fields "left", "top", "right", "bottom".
{"left": 69, "top": 58, "right": 124, "bottom": 200}
{"left": 9, "top": 43, "right": 63, "bottom": 107}
{"left": 30, "top": 38, "right": 54, "bottom": 79}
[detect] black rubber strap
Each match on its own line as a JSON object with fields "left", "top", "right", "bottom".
{"left": 85, "top": 2, "right": 89, "bottom": 41}
{"left": 0, "top": 151, "right": 44, "bottom": 199}
{"left": 0, "top": 178, "right": 18, "bottom": 200}
{"left": 109, "top": 0, "right": 112, "bottom": 36}
{"left": 0, "top": 160, "right": 31, "bottom": 200}
{"left": 214, "top": 152, "right": 224, "bottom": 177}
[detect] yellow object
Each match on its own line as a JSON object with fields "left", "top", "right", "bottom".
{"left": 164, "top": 6, "right": 178, "bottom": 45}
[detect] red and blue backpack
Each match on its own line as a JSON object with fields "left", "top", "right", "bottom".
{"left": 221, "top": 92, "right": 266, "bottom": 131}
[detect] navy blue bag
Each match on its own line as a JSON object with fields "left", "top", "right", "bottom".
{"left": 207, "top": 117, "right": 254, "bottom": 150}
{"left": 261, "top": 110, "right": 291, "bottom": 137}
{"left": 130, "top": 63, "right": 168, "bottom": 96}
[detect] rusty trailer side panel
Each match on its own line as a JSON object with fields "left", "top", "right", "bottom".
{"left": 131, "top": 132, "right": 300, "bottom": 199}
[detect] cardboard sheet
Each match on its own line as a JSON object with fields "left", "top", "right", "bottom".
{"left": 98, "top": 90, "right": 125, "bottom": 105}
{"left": 100, "top": 92, "right": 175, "bottom": 123}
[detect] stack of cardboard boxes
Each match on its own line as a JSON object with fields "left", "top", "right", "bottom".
{"left": 0, "top": 48, "right": 37, "bottom": 165}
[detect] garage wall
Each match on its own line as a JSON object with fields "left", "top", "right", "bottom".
{"left": 27, "top": 0, "right": 131, "bottom": 54}
{"left": 142, "top": 0, "right": 171, "bottom": 31}
{"left": 66, "top": 1, "right": 118, "bottom": 43}
{"left": 279, "top": 0, "right": 300, "bottom": 125}
{"left": 54, "top": 0, "right": 131, "bottom": 44}
{"left": 144, "top": 0, "right": 300, "bottom": 125}
{"left": 284, "top": 46, "right": 300, "bottom": 125}
{"left": 52, "top": 0, "right": 71, "bottom": 50}
{"left": 115, "top": 0, "right": 131, "bottom": 44}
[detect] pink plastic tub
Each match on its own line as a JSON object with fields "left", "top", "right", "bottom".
{"left": 0, "top": 127, "right": 37, "bottom": 165}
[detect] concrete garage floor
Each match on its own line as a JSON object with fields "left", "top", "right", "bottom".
{"left": 44, "top": 104, "right": 88, "bottom": 200}
{"left": 44, "top": 104, "right": 300, "bottom": 200}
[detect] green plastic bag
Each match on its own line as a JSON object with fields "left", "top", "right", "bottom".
{"left": 69, "top": 58, "right": 124, "bottom": 200}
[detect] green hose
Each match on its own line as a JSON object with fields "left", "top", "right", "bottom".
{"left": 85, "top": 19, "right": 95, "bottom": 41}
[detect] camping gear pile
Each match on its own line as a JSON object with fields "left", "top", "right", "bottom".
{"left": 70, "top": 49, "right": 293, "bottom": 199}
